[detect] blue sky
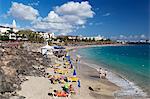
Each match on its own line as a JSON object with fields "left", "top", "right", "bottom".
{"left": 0, "top": 0, "right": 149, "bottom": 40}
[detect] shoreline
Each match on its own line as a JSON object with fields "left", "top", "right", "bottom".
{"left": 80, "top": 60, "right": 147, "bottom": 97}
{"left": 69, "top": 44, "right": 148, "bottom": 98}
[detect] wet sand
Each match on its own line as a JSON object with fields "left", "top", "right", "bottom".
{"left": 74, "top": 61, "right": 120, "bottom": 99}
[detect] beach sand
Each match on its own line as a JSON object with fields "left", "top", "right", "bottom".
{"left": 17, "top": 58, "right": 120, "bottom": 99}
{"left": 17, "top": 62, "right": 147, "bottom": 99}
{"left": 17, "top": 76, "right": 51, "bottom": 99}
{"left": 72, "top": 62, "right": 120, "bottom": 99}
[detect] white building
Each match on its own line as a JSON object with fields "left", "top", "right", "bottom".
{"left": 68, "top": 36, "right": 77, "bottom": 40}
{"left": 9, "top": 33, "right": 16, "bottom": 40}
{"left": 50, "top": 32, "right": 55, "bottom": 38}
{"left": 0, "top": 20, "right": 19, "bottom": 40}
{"left": 94, "top": 35, "right": 106, "bottom": 41}
{"left": 37, "top": 32, "right": 55, "bottom": 40}
{"left": 0, "top": 26, "right": 10, "bottom": 34}
{"left": 0, "top": 20, "right": 19, "bottom": 34}
{"left": 80, "top": 35, "right": 106, "bottom": 41}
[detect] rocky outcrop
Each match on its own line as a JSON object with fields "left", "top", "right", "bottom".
{"left": 0, "top": 47, "right": 51, "bottom": 98}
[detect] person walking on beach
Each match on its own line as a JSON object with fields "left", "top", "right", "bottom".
{"left": 97, "top": 68, "right": 103, "bottom": 78}
{"left": 104, "top": 70, "right": 108, "bottom": 78}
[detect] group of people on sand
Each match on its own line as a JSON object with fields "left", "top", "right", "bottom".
{"left": 49, "top": 83, "right": 76, "bottom": 98}
{"left": 62, "top": 83, "right": 76, "bottom": 94}
{"left": 97, "top": 68, "right": 108, "bottom": 79}
{"left": 49, "top": 75, "right": 67, "bottom": 84}
{"left": 47, "top": 52, "right": 80, "bottom": 98}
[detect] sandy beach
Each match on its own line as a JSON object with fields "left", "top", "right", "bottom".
{"left": 17, "top": 57, "right": 120, "bottom": 99}
{"left": 1, "top": 44, "right": 147, "bottom": 99}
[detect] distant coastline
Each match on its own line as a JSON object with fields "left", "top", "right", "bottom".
{"left": 65, "top": 43, "right": 124, "bottom": 50}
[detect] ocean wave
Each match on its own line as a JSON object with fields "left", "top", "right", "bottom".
{"left": 80, "top": 60, "right": 147, "bottom": 97}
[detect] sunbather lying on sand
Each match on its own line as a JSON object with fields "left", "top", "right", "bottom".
{"left": 49, "top": 75, "right": 67, "bottom": 84}
{"left": 54, "top": 68, "right": 68, "bottom": 75}
{"left": 62, "top": 83, "right": 76, "bottom": 94}
{"left": 48, "top": 90, "right": 70, "bottom": 97}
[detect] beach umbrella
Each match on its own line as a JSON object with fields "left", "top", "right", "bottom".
{"left": 70, "top": 61, "right": 73, "bottom": 69}
{"left": 70, "top": 64, "right": 73, "bottom": 69}
{"left": 77, "top": 80, "right": 81, "bottom": 88}
{"left": 73, "top": 69, "right": 77, "bottom": 76}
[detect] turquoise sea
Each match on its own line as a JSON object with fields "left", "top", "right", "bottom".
{"left": 77, "top": 45, "right": 150, "bottom": 96}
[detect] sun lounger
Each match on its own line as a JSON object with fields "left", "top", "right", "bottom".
{"left": 54, "top": 63, "right": 61, "bottom": 67}
{"left": 54, "top": 69, "right": 68, "bottom": 75}
{"left": 68, "top": 77, "right": 79, "bottom": 82}
{"left": 65, "top": 62, "right": 69, "bottom": 65}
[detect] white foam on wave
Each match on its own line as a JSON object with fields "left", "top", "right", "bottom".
{"left": 107, "top": 71, "right": 147, "bottom": 97}
{"left": 80, "top": 59, "right": 147, "bottom": 97}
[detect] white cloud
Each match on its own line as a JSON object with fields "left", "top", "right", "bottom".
{"left": 0, "top": 23, "right": 13, "bottom": 27}
{"left": 28, "top": 1, "right": 39, "bottom": 6}
{"left": 32, "top": 11, "right": 73, "bottom": 34}
{"left": 43, "top": 11, "right": 65, "bottom": 23}
{"left": 7, "top": 2, "right": 39, "bottom": 21}
{"left": 102, "top": 13, "right": 111, "bottom": 17}
{"left": 6, "top": 1, "right": 94, "bottom": 35}
{"left": 111, "top": 34, "right": 147, "bottom": 40}
{"left": 54, "top": 1, "right": 94, "bottom": 26}
{"left": 55, "top": 1, "right": 94, "bottom": 18}
{"left": 33, "top": 20, "right": 73, "bottom": 34}
{"left": 62, "top": 15, "right": 86, "bottom": 25}
{"left": 33, "top": 1, "right": 94, "bottom": 35}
